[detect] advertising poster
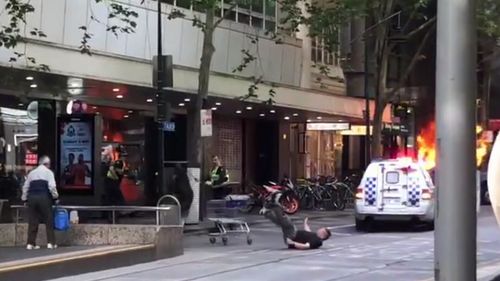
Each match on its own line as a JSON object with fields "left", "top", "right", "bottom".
{"left": 59, "top": 119, "right": 93, "bottom": 190}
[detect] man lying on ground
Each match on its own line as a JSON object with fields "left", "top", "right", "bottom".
{"left": 260, "top": 189, "right": 331, "bottom": 250}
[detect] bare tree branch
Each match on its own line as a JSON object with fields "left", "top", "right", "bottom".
{"left": 384, "top": 25, "right": 435, "bottom": 104}
{"left": 405, "top": 16, "right": 436, "bottom": 39}
{"left": 401, "top": 9, "right": 418, "bottom": 33}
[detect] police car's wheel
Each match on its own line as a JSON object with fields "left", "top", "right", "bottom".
{"left": 355, "top": 219, "right": 366, "bottom": 231}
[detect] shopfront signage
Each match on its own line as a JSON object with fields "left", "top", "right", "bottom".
{"left": 163, "top": 121, "right": 175, "bottom": 132}
{"left": 340, "top": 125, "right": 373, "bottom": 136}
{"left": 306, "top": 123, "right": 350, "bottom": 131}
{"left": 25, "top": 151, "right": 37, "bottom": 166}
{"left": 201, "top": 109, "right": 213, "bottom": 137}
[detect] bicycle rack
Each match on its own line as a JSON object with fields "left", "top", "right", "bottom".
{"left": 156, "top": 195, "right": 182, "bottom": 227}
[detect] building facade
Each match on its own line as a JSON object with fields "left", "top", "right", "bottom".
{"left": 0, "top": 0, "right": 391, "bottom": 207}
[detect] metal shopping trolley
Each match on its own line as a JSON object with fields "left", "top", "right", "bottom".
{"left": 207, "top": 195, "right": 252, "bottom": 246}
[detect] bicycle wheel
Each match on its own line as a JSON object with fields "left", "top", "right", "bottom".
{"left": 335, "top": 183, "right": 352, "bottom": 210}
{"left": 323, "top": 189, "right": 337, "bottom": 210}
{"left": 301, "top": 189, "right": 315, "bottom": 210}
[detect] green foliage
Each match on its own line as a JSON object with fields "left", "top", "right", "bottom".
{"left": 477, "top": 0, "right": 500, "bottom": 38}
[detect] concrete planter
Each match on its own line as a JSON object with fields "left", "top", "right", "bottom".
{"left": 0, "top": 223, "right": 183, "bottom": 255}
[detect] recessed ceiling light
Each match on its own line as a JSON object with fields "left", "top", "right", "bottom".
{"left": 259, "top": 113, "right": 265, "bottom": 117}
{"left": 246, "top": 106, "right": 253, "bottom": 110}
{"left": 128, "top": 110, "right": 133, "bottom": 113}
{"left": 113, "top": 88, "right": 120, "bottom": 92}
{"left": 307, "top": 119, "right": 311, "bottom": 122}
{"left": 116, "top": 94, "right": 123, "bottom": 99}
{"left": 236, "top": 110, "right": 242, "bottom": 114}
{"left": 96, "top": 112, "right": 100, "bottom": 115}
{"left": 317, "top": 116, "right": 322, "bottom": 120}
{"left": 18, "top": 103, "right": 24, "bottom": 107}
{"left": 215, "top": 102, "right": 222, "bottom": 106}
{"left": 284, "top": 116, "right": 290, "bottom": 120}
{"left": 146, "top": 98, "right": 153, "bottom": 103}
{"left": 92, "top": 106, "right": 97, "bottom": 109}
{"left": 178, "top": 103, "right": 185, "bottom": 107}
{"left": 30, "top": 84, "right": 37, "bottom": 88}
{"left": 211, "top": 107, "right": 217, "bottom": 111}
{"left": 338, "top": 119, "right": 344, "bottom": 122}
{"left": 124, "top": 115, "right": 129, "bottom": 118}
{"left": 184, "top": 98, "right": 191, "bottom": 102}
{"left": 25, "top": 76, "right": 34, "bottom": 81}
{"left": 270, "top": 110, "right": 276, "bottom": 114}
{"left": 293, "top": 113, "right": 299, "bottom": 117}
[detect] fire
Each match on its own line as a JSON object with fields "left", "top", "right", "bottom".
{"left": 416, "top": 122, "right": 436, "bottom": 170}
{"left": 416, "top": 121, "right": 489, "bottom": 170}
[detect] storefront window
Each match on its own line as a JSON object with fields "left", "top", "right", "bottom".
{"left": 91, "top": 105, "right": 146, "bottom": 204}
{"left": 0, "top": 103, "right": 38, "bottom": 202}
{"left": 305, "top": 130, "right": 342, "bottom": 178}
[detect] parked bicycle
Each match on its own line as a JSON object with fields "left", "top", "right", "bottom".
{"left": 294, "top": 174, "right": 358, "bottom": 211}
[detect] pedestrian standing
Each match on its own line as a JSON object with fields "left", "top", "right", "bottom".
{"left": 21, "top": 156, "right": 59, "bottom": 250}
{"left": 105, "top": 159, "right": 125, "bottom": 206}
{"left": 172, "top": 164, "right": 194, "bottom": 223}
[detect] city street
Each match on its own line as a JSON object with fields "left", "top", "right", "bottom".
{"left": 50, "top": 207, "right": 500, "bottom": 281}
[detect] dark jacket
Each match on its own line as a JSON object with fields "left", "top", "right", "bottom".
{"left": 172, "top": 167, "right": 194, "bottom": 217}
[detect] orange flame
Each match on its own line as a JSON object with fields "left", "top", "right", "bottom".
{"left": 416, "top": 121, "right": 489, "bottom": 170}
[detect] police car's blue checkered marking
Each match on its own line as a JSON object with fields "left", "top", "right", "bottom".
{"left": 364, "top": 177, "right": 377, "bottom": 206}
{"left": 408, "top": 177, "right": 420, "bottom": 207}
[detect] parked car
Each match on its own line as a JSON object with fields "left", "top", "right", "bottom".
{"left": 354, "top": 158, "right": 435, "bottom": 231}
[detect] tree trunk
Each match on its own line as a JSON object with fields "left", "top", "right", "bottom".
{"left": 187, "top": 7, "right": 216, "bottom": 167}
{"left": 371, "top": 97, "right": 386, "bottom": 159}
{"left": 186, "top": 6, "right": 216, "bottom": 221}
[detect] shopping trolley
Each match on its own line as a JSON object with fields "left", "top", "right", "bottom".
{"left": 207, "top": 195, "right": 252, "bottom": 246}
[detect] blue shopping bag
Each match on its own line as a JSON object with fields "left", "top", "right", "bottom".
{"left": 54, "top": 208, "right": 70, "bottom": 231}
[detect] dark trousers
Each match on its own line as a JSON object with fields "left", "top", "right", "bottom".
{"left": 27, "top": 195, "right": 55, "bottom": 245}
{"left": 263, "top": 205, "right": 296, "bottom": 243}
{"left": 105, "top": 178, "right": 124, "bottom": 205}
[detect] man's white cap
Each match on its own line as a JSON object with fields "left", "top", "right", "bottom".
{"left": 39, "top": 156, "right": 51, "bottom": 165}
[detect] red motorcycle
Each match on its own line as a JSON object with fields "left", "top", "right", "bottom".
{"left": 240, "top": 179, "right": 300, "bottom": 215}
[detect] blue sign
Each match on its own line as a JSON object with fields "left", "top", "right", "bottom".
{"left": 163, "top": 121, "right": 175, "bottom": 132}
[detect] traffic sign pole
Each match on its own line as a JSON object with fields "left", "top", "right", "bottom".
{"left": 435, "top": 0, "right": 477, "bottom": 280}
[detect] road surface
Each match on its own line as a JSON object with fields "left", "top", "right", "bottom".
{"left": 51, "top": 207, "right": 500, "bottom": 281}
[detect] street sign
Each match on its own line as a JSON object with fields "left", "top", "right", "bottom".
{"left": 163, "top": 121, "right": 175, "bottom": 132}
{"left": 306, "top": 123, "right": 350, "bottom": 131}
{"left": 201, "top": 109, "right": 212, "bottom": 137}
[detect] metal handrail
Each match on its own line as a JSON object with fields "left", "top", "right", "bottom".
{"left": 11, "top": 205, "right": 173, "bottom": 225}
{"left": 156, "top": 195, "right": 181, "bottom": 227}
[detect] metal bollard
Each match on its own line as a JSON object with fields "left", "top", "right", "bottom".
{"left": 156, "top": 195, "right": 181, "bottom": 226}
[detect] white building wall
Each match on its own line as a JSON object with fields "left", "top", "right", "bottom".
{"left": 0, "top": 0, "right": 391, "bottom": 121}
{"left": 0, "top": 0, "right": 302, "bottom": 87}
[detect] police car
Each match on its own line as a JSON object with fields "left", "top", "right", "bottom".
{"left": 354, "top": 158, "right": 435, "bottom": 231}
